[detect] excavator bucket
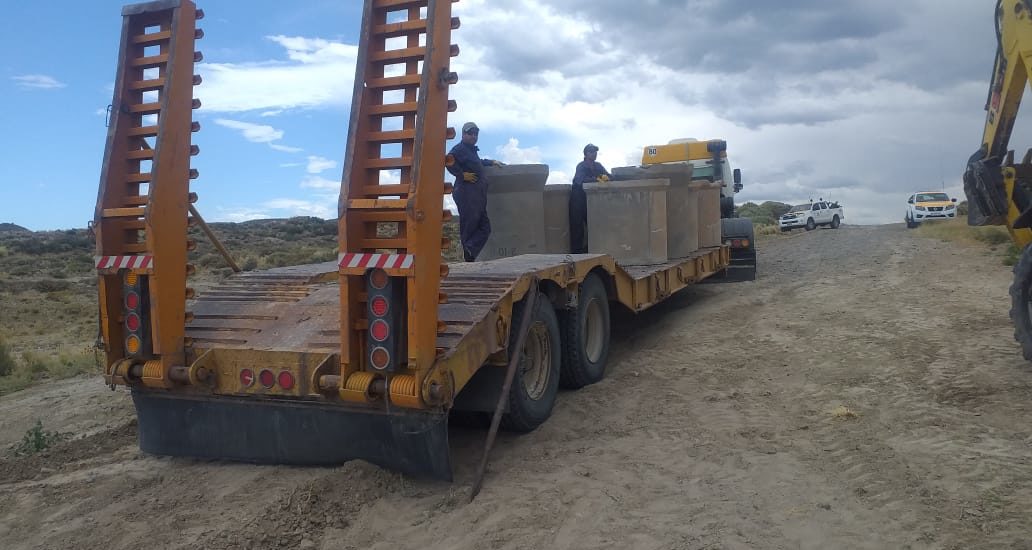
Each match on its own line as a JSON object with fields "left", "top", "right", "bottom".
{"left": 132, "top": 391, "right": 453, "bottom": 480}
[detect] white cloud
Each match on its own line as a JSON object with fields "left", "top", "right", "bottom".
{"left": 306, "top": 156, "right": 338, "bottom": 174}
{"left": 300, "top": 175, "right": 340, "bottom": 190}
{"left": 270, "top": 144, "right": 304, "bottom": 153}
{"left": 496, "top": 138, "right": 543, "bottom": 164}
{"left": 12, "top": 74, "right": 65, "bottom": 90}
{"left": 280, "top": 162, "right": 303, "bottom": 168}
{"left": 215, "top": 119, "right": 283, "bottom": 143}
{"left": 196, "top": 36, "right": 357, "bottom": 113}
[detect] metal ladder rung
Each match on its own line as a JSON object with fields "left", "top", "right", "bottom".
{"left": 131, "top": 30, "right": 172, "bottom": 45}
{"left": 367, "top": 74, "right": 421, "bottom": 91}
{"left": 103, "top": 207, "right": 146, "bottom": 218}
{"left": 374, "top": 0, "right": 428, "bottom": 10}
{"left": 360, "top": 184, "right": 410, "bottom": 196}
{"left": 129, "top": 78, "right": 166, "bottom": 91}
{"left": 131, "top": 54, "right": 169, "bottom": 68}
{"left": 350, "top": 211, "right": 409, "bottom": 223}
{"left": 368, "top": 129, "right": 416, "bottom": 143}
{"left": 128, "top": 125, "right": 159, "bottom": 137}
{"left": 123, "top": 243, "right": 149, "bottom": 253}
{"left": 373, "top": 20, "right": 428, "bottom": 39}
{"left": 129, "top": 102, "right": 162, "bottom": 114}
{"left": 123, "top": 196, "right": 149, "bottom": 206}
{"left": 367, "top": 157, "right": 413, "bottom": 169}
{"left": 347, "top": 199, "right": 409, "bottom": 210}
{"left": 126, "top": 173, "right": 152, "bottom": 184}
{"left": 358, "top": 238, "right": 409, "bottom": 249}
{"left": 127, "top": 149, "right": 156, "bottom": 160}
{"left": 369, "top": 102, "right": 419, "bottom": 116}
{"left": 370, "top": 47, "right": 427, "bottom": 64}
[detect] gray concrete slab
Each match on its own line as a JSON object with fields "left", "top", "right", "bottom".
{"left": 543, "top": 184, "right": 571, "bottom": 254}
{"left": 584, "top": 178, "right": 669, "bottom": 265}
{"left": 476, "top": 164, "right": 549, "bottom": 261}
{"left": 612, "top": 163, "right": 698, "bottom": 259}
{"left": 691, "top": 180, "right": 723, "bottom": 247}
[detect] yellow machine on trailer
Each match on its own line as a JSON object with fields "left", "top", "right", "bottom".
{"left": 94, "top": 0, "right": 738, "bottom": 480}
{"left": 965, "top": 0, "right": 1032, "bottom": 361}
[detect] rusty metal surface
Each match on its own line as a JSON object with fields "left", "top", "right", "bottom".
{"left": 619, "top": 246, "right": 724, "bottom": 280}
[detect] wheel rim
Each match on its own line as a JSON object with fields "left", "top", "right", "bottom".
{"left": 520, "top": 320, "right": 551, "bottom": 400}
{"left": 582, "top": 297, "right": 605, "bottom": 363}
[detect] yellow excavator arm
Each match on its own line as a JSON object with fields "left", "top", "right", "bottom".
{"left": 966, "top": 0, "right": 1032, "bottom": 248}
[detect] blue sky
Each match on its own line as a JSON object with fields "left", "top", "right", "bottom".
{"left": 0, "top": 1, "right": 1010, "bottom": 229}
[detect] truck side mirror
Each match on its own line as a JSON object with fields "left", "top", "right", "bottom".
{"left": 951, "top": 197, "right": 957, "bottom": 203}
{"left": 733, "top": 168, "right": 741, "bottom": 184}
{"left": 733, "top": 183, "right": 743, "bottom": 193}
{"left": 908, "top": 198, "right": 914, "bottom": 204}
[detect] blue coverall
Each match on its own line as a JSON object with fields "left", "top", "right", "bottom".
{"left": 570, "top": 160, "right": 611, "bottom": 253}
{"left": 447, "top": 141, "right": 496, "bottom": 261}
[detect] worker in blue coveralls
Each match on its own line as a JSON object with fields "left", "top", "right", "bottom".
{"left": 570, "top": 143, "right": 611, "bottom": 253}
{"left": 447, "top": 122, "right": 504, "bottom": 262}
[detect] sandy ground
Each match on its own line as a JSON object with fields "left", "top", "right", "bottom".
{"left": 2, "top": 224, "right": 1032, "bottom": 550}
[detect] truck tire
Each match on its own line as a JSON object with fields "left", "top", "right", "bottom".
{"left": 559, "top": 273, "right": 611, "bottom": 389}
{"left": 831, "top": 215, "right": 841, "bottom": 229}
{"left": 502, "top": 293, "right": 562, "bottom": 433}
{"left": 805, "top": 218, "right": 816, "bottom": 231}
{"left": 1009, "top": 244, "right": 1032, "bottom": 362}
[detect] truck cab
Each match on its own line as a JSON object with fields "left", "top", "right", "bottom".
{"left": 641, "top": 138, "right": 742, "bottom": 218}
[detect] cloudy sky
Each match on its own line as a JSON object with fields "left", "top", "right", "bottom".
{"left": 0, "top": 0, "right": 1020, "bottom": 230}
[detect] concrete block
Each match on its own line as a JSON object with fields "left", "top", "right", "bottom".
{"left": 612, "top": 163, "right": 698, "bottom": 258}
{"left": 543, "top": 184, "right": 571, "bottom": 254}
{"left": 691, "top": 180, "right": 723, "bottom": 248}
{"left": 477, "top": 164, "right": 549, "bottom": 261}
{"left": 584, "top": 178, "right": 669, "bottom": 265}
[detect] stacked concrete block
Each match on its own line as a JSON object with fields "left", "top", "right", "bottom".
{"left": 691, "top": 180, "right": 723, "bottom": 248}
{"left": 476, "top": 164, "right": 549, "bottom": 261}
{"left": 584, "top": 179, "right": 669, "bottom": 265}
{"left": 543, "top": 184, "right": 571, "bottom": 254}
{"left": 612, "top": 162, "right": 698, "bottom": 259}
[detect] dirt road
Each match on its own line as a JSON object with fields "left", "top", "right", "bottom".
{"left": 2, "top": 224, "right": 1032, "bottom": 550}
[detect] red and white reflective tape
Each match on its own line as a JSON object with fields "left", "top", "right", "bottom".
{"left": 95, "top": 255, "right": 154, "bottom": 270}
{"left": 338, "top": 253, "right": 414, "bottom": 270}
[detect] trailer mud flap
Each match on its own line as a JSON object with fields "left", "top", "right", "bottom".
{"left": 132, "top": 390, "right": 452, "bottom": 480}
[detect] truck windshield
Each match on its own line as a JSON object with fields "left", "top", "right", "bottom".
{"left": 790, "top": 204, "right": 810, "bottom": 213}
{"left": 916, "top": 193, "right": 949, "bottom": 202}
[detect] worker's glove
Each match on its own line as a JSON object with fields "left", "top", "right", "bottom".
{"left": 597, "top": 174, "right": 610, "bottom": 183}
{"left": 463, "top": 172, "right": 479, "bottom": 183}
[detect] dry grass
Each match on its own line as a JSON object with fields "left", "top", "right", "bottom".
{"left": 830, "top": 405, "right": 859, "bottom": 419}
{"left": 912, "top": 219, "right": 1020, "bottom": 265}
{"left": 0, "top": 217, "right": 464, "bottom": 396}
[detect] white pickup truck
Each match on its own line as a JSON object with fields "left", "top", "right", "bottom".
{"left": 778, "top": 201, "right": 844, "bottom": 232}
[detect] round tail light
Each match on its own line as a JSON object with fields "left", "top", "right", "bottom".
{"left": 240, "top": 368, "right": 255, "bottom": 387}
{"left": 125, "top": 312, "right": 142, "bottom": 332}
{"left": 126, "top": 335, "right": 141, "bottom": 354}
{"left": 370, "top": 347, "right": 390, "bottom": 370}
{"left": 125, "top": 291, "right": 140, "bottom": 310}
{"left": 370, "top": 296, "right": 389, "bottom": 317}
{"left": 370, "top": 319, "right": 389, "bottom": 342}
{"left": 278, "top": 371, "right": 296, "bottom": 391}
{"left": 369, "top": 268, "right": 389, "bottom": 290}
{"left": 258, "top": 369, "right": 275, "bottom": 388}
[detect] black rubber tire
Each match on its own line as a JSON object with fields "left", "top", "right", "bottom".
{"left": 831, "top": 215, "right": 840, "bottom": 229}
{"left": 1009, "top": 244, "right": 1032, "bottom": 362}
{"left": 559, "top": 273, "right": 611, "bottom": 389}
{"left": 501, "top": 294, "right": 562, "bottom": 433}
{"left": 805, "top": 218, "right": 816, "bottom": 231}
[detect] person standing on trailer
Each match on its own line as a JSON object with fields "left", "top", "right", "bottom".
{"left": 447, "top": 122, "right": 504, "bottom": 262}
{"left": 570, "top": 143, "right": 611, "bottom": 254}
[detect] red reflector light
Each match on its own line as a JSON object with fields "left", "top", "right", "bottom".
{"left": 240, "top": 369, "right": 255, "bottom": 387}
{"left": 370, "top": 347, "right": 390, "bottom": 370}
{"left": 370, "top": 296, "right": 389, "bottom": 317}
{"left": 258, "top": 369, "right": 275, "bottom": 388}
{"left": 278, "top": 371, "right": 296, "bottom": 390}
{"left": 369, "top": 268, "right": 389, "bottom": 290}
{"left": 125, "top": 291, "right": 140, "bottom": 310}
{"left": 125, "top": 312, "right": 141, "bottom": 332}
{"left": 370, "top": 319, "right": 389, "bottom": 342}
{"left": 732, "top": 239, "right": 742, "bottom": 248}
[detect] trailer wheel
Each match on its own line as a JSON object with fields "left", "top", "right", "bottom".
{"left": 502, "top": 294, "right": 561, "bottom": 433}
{"left": 559, "top": 273, "right": 611, "bottom": 389}
{"left": 1009, "top": 244, "right": 1032, "bottom": 362}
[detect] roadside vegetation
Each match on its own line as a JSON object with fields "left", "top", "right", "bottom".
{"left": 737, "top": 201, "right": 792, "bottom": 239}
{"left": 913, "top": 218, "right": 1020, "bottom": 265}
{"left": 0, "top": 217, "right": 463, "bottom": 397}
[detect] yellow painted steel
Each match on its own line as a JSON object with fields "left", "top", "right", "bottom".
{"left": 641, "top": 140, "right": 727, "bottom": 166}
